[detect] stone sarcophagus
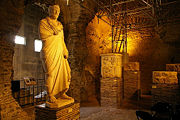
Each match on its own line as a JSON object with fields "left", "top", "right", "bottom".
{"left": 166, "top": 64, "right": 180, "bottom": 72}
{"left": 101, "top": 53, "right": 122, "bottom": 78}
{"left": 153, "top": 71, "right": 178, "bottom": 84}
{"left": 166, "top": 64, "right": 180, "bottom": 84}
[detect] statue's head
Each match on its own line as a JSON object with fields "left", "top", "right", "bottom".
{"left": 48, "top": 5, "right": 60, "bottom": 20}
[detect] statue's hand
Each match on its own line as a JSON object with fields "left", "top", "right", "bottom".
{"left": 54, "top": 31, "right": 58, "bottom": 35}
{"left": 64, "top": 50, "right": 68, "bottom": 59}
{"left": 64, "top": 54, "right": 68, "bottom": 59}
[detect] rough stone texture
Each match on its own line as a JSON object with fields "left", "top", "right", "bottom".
{"left": 101, "top": 54, "right": 122, "bottom": 78}
{"left": 0, "top": 38, "right": 30, "bottom": 119}
{"left": 124, "top": 62, "right": 140, "bottom": 100}
{"left": 153, "top": 71, "right": 178, "bottom": 84}
{"left": 128, "top": 3, "right": 180, "bottom": 94}
{"left": 166, "top": 64, "right": 180, "bottom": 72}
{"left": 0, "top": 83, "right": 30, "bottom": 119}
{"left": 101, "top": 78, "right": 123, "bottom": 108}
{"left": 124, "top": 62, "right": 140, "bottom": 71}
{"left": 0, "top": 0, "right": 31, "bottom": 119}
{"left": 100, "top": 54, "right": 123, "bottom": 107}
{"left": 80, "top": 107, "right": 137, "bottom": 120}
{"left": 152, "top": 84, "right": 180, "bottom": 105}
{"left": 35, "top": 103, "right": 80, "bottom": 120}
{"left": 166, "top": 64, "right": 180, "bottom": 84}
{"left": 83, "top": 14, "right": 112, "bottom": 104}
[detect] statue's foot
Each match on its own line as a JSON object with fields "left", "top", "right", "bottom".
{"left": 61, "top": 94, "right": 73, "bottom": 100}
{"left": 49, "top": 95, "right": 57, "bottom": 103}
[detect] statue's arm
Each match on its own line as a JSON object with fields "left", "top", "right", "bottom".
{"left": 39, "top": 20, "right": 54, "bottom": 40}
{"left": 63, "top": 40, "right": 69, "bottom": 59}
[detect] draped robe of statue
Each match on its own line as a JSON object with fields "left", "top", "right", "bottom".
{"left": 39, "top": 17, "right": 71, "bottom": 98}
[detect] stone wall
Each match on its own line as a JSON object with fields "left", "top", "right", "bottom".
{"left": 166, "top": 64, "right": 180, "bottom": 84}
{"left": 129, "top": 14, "right": 180, "bottom": 94}
{"left": 123, "top": 62, "right": 140, "bottom": 100}
{"left": 13, "top": 4, "right": 47, "bottom": 88}
{"left": 0, "top": 0, "right": 42, "bottom": 119}
{"left": 152, "top": 70, "right": 180, "bottom": 105}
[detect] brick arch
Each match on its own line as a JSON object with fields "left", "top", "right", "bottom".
{"left": 0, "top": 0, "right": 31, "bottom": 119}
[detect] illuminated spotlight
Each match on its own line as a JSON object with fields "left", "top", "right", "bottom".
{"left": 14, "top": 35, "right": 26, "bottom": 45}
{"left": 34, "top": 40, "right": 42, "bottom": 52}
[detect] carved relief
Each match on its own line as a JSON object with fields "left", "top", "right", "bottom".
{"left": 153, "top": 71, "right": 178, "bottom": 84}
{"left": 101, "top": 54, "right": 122, "bottom": 78}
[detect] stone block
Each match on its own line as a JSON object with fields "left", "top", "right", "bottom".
{"left": 166, "top": 64, "right": 180, "bottom": 84}
{"left": 101, "top": 53, "right": 122, "bottom": 78}
{"left": 101, "top": 78, "right": 123, "bottom": 107}
{"left": 152, "top": 84, "right": 180, "bottom": 105}
{"left": 101, "top": 66, "right": 122, "bottom": 78}
{"left": 124, "top": 62, "right": 140, "bottom": 71}
{"left": 166, "top": 64, "right": 180, "bottom": 72}
{"left": 124, "top": 71, "right": 140, "bottom": 100}
{"left": 35, "top": 103, "right": 80, "bottom": 120}
{"left": 153, "top": 71, "right": 178, "bottom": 84}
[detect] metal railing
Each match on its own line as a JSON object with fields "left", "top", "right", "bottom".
{"left": 12, "top": 78, "right": 46, "bottom": 106}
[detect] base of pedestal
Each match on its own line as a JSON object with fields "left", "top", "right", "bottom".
{"left": 46, "top": 98, "right": 74, "bottom": 108}
{"left": 35, "top": 103, "right": 80, "bottom": 120}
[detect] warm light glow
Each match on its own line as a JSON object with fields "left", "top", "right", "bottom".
{"left": 86, "top": 13, "right": 112, "bottom": 56}
{"left": 34, "top": 40, "right": 42, "bottom": 52}
{"left": 127, "top": 31, "right": 142, "bottom": 56}
{"left": 14, "top": 35, "right": 26, "bottom": 45}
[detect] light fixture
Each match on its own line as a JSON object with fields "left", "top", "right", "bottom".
{"left": 14, "top": 35, "right": 26, "bottom": 45}
{"left": 34, "top": 40, "right": 42, "bottom": 52}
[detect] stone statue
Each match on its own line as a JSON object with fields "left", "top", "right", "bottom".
{"left": 39, "top": 5, "right": 74, "bottom": 108}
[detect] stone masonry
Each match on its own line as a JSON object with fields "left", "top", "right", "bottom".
{"left": 152, "top": 70, "right": 180, "bottom": 105}
{"left": 35, "top": 103, "right": 80, "bottom": 120}
{"left": 166, "top": 64, "right": 180, "bottom": 84}
{"left": 0, "top": 0, "right": 30, "bottom": 119}
{"left": 123, "top": 62, "right": 140, "bottom": 100}
{"left": 152, "top": 84, "right": 180, "bottom": 105}
{"left": 153, "top": 71, "right": 178, "bottom": 84}
{"left": 100, "top": 54, "right": 123, "bottom": 107}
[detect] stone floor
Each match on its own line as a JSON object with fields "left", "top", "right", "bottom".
{"left": 80, "top": 107, "right": 138, "bottom": 120}
{"left": 24, "top": 106, "right": 140, "bottom": 120}
{"left": 22, "top": 95, "right": 152, "bottom": 120}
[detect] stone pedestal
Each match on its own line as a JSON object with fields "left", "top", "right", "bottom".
{"left": 124, "top": 62, "right": 140, "bottom": 100}
{"left": 101, "top": 53, "right": 122, "bottom": 78}
{"left": 35, "top": 103, "right": 80, "bottom": 120}
{"left": 46, "top": 98, "right": 74, "bottom": 108}
{"left": 101, "top": 78, "right": 123, "bottom": 107}
{"left": 100, "top": 53, "right": 123, "bottom": 108}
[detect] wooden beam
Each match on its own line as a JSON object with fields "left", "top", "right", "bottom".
{"left": 104, "top": 0, "right": 135, "bottom": 7}
{"left": 141, "top": 0, "right": 152, "bottom": 7}
{"left": 112, "top": 6, "right": 151, "bottom": 15}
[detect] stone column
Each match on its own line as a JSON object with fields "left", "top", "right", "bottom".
{"left": 123, "top": 62, "right": 140, "bottom": 100}
{"left": 100, "top": 53, "right": 123, "bottom": 108}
